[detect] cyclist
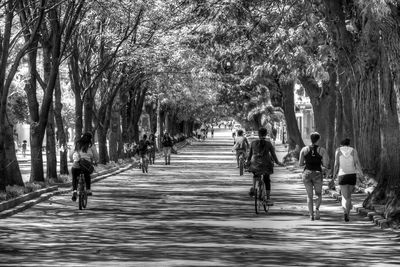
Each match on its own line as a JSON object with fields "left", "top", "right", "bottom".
{"left": 246, "top": 127, "right": 283, "bottom": 205}
{"left": 70, "top": 132, "right": 98, "bottom": 201}
{"left": 232, "top": 129, "right": 249, "bottom": 168}
{"left": 138, "top": 134, "right": 150, "bottom": 172}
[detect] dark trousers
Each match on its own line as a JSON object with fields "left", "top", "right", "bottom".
{"left": 254, "top": 173, "right": 271, "bottom": 191}
{"left": 71, "top": 167, "right": 91, "bottom": 191}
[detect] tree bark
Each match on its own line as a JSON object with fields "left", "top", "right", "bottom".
{"left": 43, "top": 47, "right": 57, "bottom": 180}
{"left": 299, "top": 70, "right": 336, "bottom": 163}
{"left": 54, "top": 75, "right": 69, "bottom": 175}
{"left": 280, "top": 80, "right": 304, "bottom": 150}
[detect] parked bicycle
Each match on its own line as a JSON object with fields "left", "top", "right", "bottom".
{"left": 77, "top": 173, "right": 88, "bottom": 210}
{"left": 254, "top": 174, "right": 272, "bottom": 214}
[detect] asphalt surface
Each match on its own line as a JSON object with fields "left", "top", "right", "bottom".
{"left": 1, "top": 129, "right": 400, "bottom": 266}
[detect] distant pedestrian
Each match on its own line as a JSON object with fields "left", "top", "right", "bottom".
{"left": 333, "top": 138, "right": 364, "bottom": 222}
{"left": 22, "top": 140, "right": 27, "bottom": 157}
{"left": 299, "top": 132, "right": 329, "bottom": 221}
{"left": 148, "top": 134, "right": 156, "bottom": 165}
{"left": 162, "top": 132, "right": 173, "bottom": 165}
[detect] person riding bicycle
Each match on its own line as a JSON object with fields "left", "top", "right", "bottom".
{"left": 232, "top": 129, "right": 249, "bottom": 168}
{"left": 246, "top": 127, "right": 283, "bottom": 205}
{"left": 70, "top": 132, "right": 98, "bottom": 201}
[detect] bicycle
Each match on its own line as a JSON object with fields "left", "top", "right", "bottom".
{"left": 254, "top": 174, "right": 272, "bottom": 214}
{"left": 77, "top": 173, "right": 88, "bottom": 210}
{"left": 238, "top": 152, "right": 246, "bottom": 176}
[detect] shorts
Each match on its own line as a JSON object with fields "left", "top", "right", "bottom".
{"left": 338, "top": 174, "right": 357, "bottom": 185}
{"left": 302, "top": 170, "right": 323, "bottom": 194}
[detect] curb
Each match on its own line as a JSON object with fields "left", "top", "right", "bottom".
{"left": 323, "top": 188, "right": 391, "bottom": 229}
{"left": 284, "top": 164, "right": 396, "bottom": 231}
{"left": 0, "top": 164, "right": 133, "bottom": 219}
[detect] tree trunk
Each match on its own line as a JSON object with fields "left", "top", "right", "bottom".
{"left": 84, "top": 90, "right": 94, "bottom": 134}
{"left": 299, "top": 70, "right": 336, "bottom": 163}
{"left": 46, "top": 106, "right": 57, "bottom": 180}
{"left": 334, "top": 89, "right": 343, "bottom": 149}
{"left": 109, "top": 99, "right": 120, "bottom": 162}
{"left": 280, "top": 80, "right": 304, "bottom": 150}
{"left": 97, "top": 126, "right": 108, "bottom": 165}
{"left": 0, "top": 119, "right": 24, "bottom": 190}
{"left": 54, "top": 75, "right": 68, "bottom": 175}
{"left": 30, "top": 123, "right": 45, "bottom": 182}
{"left": 69, "top": 49, "right": 83, "bottom": 141}
{"left": 25, "top": 47, "right": 45, "bottom": 182}
{"left": 43, "top": 47, "right": 57, "bottom": 180}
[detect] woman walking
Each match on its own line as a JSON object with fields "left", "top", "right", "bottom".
{"left": 299, "top": 132, "right": 329, "bottom": 220}
{"left": 162, "top": 132, "right": 173, "bottom": 165}
{"left": 333, "top": 138, "right": 364, "bottom": 222}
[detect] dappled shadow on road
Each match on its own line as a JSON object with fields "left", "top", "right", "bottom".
{"left": 1, "top": 135, "right": 400, "bottom": 266}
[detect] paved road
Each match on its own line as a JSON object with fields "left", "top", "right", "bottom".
{"left": 1, "top": 129, "right": 400, "bottom": 266}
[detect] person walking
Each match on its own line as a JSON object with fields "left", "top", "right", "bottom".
{"left": 22, "top": 140, "right": 27, "bottom": 157}
{"left": 333, "top": 138, "right": 364, "bottom": 222}
{"left": 138, "top": 134, "right": 150, "bottom": 172}
{"left": 162, "top": 132, "right": 173, "bottom": 165}
{"left": 70, "top": 132, "right": 98, "bottom": 201}
{"left": 246, "top": 127, "right": 283, "bottom": 205}
{"left": 148, "top": 134, "right": 156, "bottom": 165}
{"left": 299, "top": 132, "right": 329, "bottom": 221}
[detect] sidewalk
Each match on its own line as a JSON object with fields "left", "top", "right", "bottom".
{"left": 1, "top": 138, "right": 192, "bottom": 219}
{"left": 284, "top": 162, "right": 399, "bottom": 232}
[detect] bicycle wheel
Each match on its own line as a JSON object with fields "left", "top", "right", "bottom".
{"left": 239, "top": 158, "right": 244, "bottom": 176}
{"left": 82, "top": 190, "right": 88, "bottom": 208}
{"left": 261, "top": 181, "right": 268, "bottom": 213}
{"left": 78, "top": 175, "right": 84, "bottom": 210}
{"left": 254, "top": 186, "right": 259, "bottom": 214}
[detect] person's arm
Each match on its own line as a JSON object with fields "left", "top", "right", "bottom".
{"left": 333, "top": 149, "right": 340, "bottom": 178}
{"left": 298, "top": 147, "right": 307, "bottom": 167}
{"left": 353, "top": 149, "right": 364, "bottom": 176}
{"left": 91, "top": 145, "right": 99, "bottom": 163}
{"left": 321, "top": 148, "right": 330, "bottom": 169}
{"left": 269, "top": 145, "right": 283, "bottom": 166}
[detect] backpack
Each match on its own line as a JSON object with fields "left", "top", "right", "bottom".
{"left": 304, "top": 145, "right": 322, "bottom": 171}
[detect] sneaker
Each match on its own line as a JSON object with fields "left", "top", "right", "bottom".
{"left": 87, "top": 190, "right": 92, "bottom": 196}
{"left": 249, "top": 187, "right": 255, "bottom": 197}
{"left": 71, "top": 191, "right": 77, "bottom": 202}
{"left": 315, "top": 209, "right": 320, "bottom": 220}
